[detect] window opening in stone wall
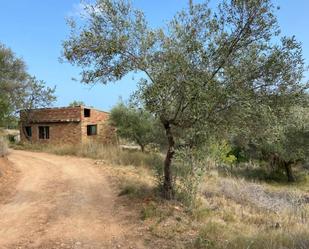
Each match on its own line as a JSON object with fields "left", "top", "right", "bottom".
{"left": 84, "top": 108, "right": 91, "bottom": 117}
{"left": 39, "top": 126, "right": 49, "bottom": 139}
{"left": 87, "top": 125, "right": 97, "bottom": 136}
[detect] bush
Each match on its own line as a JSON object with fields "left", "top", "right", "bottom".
{"left": 118, "top": 181, "right": 153, "bottom": 199}
{"left": 208, "top": 140, "right": 237, "bottom": 166}
{"left": 173, "top": 147, "right": 208, "bottom": 209}
{"left": 141, "top": 202, "right": 158, "bottom": 220}
{"left": 217, "top": 160, "right": 307, "bottom": 183}
{"left": 0, "top": 136, "right": 8, "bottom": 157}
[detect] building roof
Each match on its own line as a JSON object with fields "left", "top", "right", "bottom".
{"left": 20, "top": 105, "right": 110, "bottom": 114}
{"left": 20, "top": 105, "right": 109, "bottom": 124}
{"left": 27, "top": 118, "right": 81, "bottom": 124}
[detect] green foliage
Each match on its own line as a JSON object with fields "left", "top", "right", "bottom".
{"left": 110, "top": 102, "right": 165, "bottom": 151}
{"left": 118, "top": 181, "right": 152, "bottom": 199}
{"left": 273, "top": 105, "right": 309, "bottom": 163}
{"left": 62, "top": 0, "right": 307, "bottom": 198}
{"left": 7, "top": 134, "right": 17, "bottom": 143}
{"left": 68, "top": 100, "right": 85, "bottom": 107}
{"left": 173, "top": 147, "right": 207, "bottom": 208}
{"left": 140, "top": 202, "right": 158, "bottom": 220}
{"left": 22, "top": 76, "right": 56, "bottom": 110}
{"left": 208, "top": 140, "right": 237, "bottom": 166}
{"left": 0, "top": 43, "right": 56, "bottom": 126}
{"left": 231, "top": 100, "right": 309, "bottom": 181}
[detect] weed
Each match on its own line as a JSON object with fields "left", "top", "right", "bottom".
{"left": 118, "top": 181, "right": 152, "bottom": 199}
{"left": 141, "top": 202, "right": 158, "bottom": 220}
{"left": 191, "top": 207, "right": 212, "bottom": 221}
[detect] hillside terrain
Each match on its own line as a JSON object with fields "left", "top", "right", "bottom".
{"left": 1, "top": 148, "right": 308, "bottom": 249}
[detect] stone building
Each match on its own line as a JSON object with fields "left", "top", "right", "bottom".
{"left": 20, "top": 106, "right": 116, "bottom": 144}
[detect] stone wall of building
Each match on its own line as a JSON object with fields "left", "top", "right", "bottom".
{"left": 20, "top": 122, "right": 82, "bottom": 145}
{"left": 20, "top": 107, "right": 81, "bottom": 123}
{"left": 81, "top": 108, "right": 116, "bottom": 144}
{"left": 20, "top": 106, "right": 116, "bottom": 145}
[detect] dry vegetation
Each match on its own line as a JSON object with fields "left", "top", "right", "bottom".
{"left": 96, "top": 160, "right": 309, "bottom": 249}
{"left": 12, "top": 142, "right": 163, "bottom": 169}
{"left": 11, "top": 142, "right": 309, "bottom": 249}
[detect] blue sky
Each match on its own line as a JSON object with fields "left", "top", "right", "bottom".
{"left": 0, "top": 0, "right": 308, "bottom": 111}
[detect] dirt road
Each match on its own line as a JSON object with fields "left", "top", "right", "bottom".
{"left": 0, "top": 150, "right": 144, "bottom": 249}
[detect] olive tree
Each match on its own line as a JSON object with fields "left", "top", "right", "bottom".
{"left": 227, "top": 91, "right": 308, "bottom": 182}
{"left": 110, "top": 102, "right": 160, "bottom": 152}
{"left": 0, "top": 43, "right": 27, "bottom": 126}
{"left": 257, "top": 103, "right": 309, "bottom": 182}
{"left": 69, "top": 100, "right": 86, "bottom": 107}
{"left": 62, "top": 0, "right": 307, "bottom": 199}
{"left": 0, "top": 43, "right": 56, "bottom": 133}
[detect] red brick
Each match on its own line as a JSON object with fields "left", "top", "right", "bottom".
{"left": 20, "top": 106, "right": 116, "bottom": 145}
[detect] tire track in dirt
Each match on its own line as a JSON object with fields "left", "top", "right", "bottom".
{"left": 0, "top": 150, "right": 145, "bottom": 249}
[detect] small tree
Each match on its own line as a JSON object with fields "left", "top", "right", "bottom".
{"left": 263, "top": 105, "right": 309, "bottom": 182}
{"left": 20, "top": 76, "right": 56, "bottom": 140}
{"left": 229, "top": 94, "right": 308, "bottom": 182}
{"left": 62, "top": 0, "right": 307, "bottom": 199}
{"left": 0, "top": 43, "right": 56, "bottom": 136}
{"left": 0, "top": 43, "right": 27, "bottom": 125}
{"left": 69, "top": 100, "right": 86, "bottom": 107}
{"left": 110, "top": 102, "right": 159, "bottom": 152}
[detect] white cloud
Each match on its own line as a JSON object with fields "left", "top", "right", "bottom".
{"left": 67, "top": 2, "right": 91, "bottom": 18}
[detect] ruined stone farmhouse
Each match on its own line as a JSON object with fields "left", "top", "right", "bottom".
{"left": 20, "top": 106, "right": 116, "bottom": 144}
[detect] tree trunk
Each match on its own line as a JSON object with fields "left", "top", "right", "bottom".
{"left": 162, "top": 121, "right": 175, "bottom": 200}
{"left": 22, "top": 126, "right": 30, "bottom": 141}
{"left": 135, "top": 138, "right": 145, "bottom": 152}
{"left": 21, "top": 110, "right": 33, "bottom": 142}
{"left": 284, "top": 161, "right": 295, "bottom": 182}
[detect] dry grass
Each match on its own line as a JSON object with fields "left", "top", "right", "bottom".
{"left": 192, "top": 173, "right": 309, "bottom": 249}
{"left": 12, "top": 142, "right": 163, "bottom": 169}
{"left": 206, "top": 177, "right": 308, "bottom": 213}
{"left": 94, "top": 157, "right": 309, "bottom": 249}
{"left": 11, "top": 142, "right": 309, "bottom": 248}
{"left": 107, "top": 166, "right": 309, "bottom": 249}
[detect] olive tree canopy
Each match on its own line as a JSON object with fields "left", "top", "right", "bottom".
{"left": 62, "top": 0, "right": 307, "bottom": 198}
{"left": 0, "top": 43, "right": 56, "bottom": 127}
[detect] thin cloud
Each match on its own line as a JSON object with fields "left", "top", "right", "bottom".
{"left": 67, "top": 1, "right": 99, "bottom": 18}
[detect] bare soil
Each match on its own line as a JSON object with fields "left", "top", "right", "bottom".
{"left": 0, "top": 150, "right": 145, "bottom": 249}
{"left": 0, "top": 156, "right": 20, "bottom": 203}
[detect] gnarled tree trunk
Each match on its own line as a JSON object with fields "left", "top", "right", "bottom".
{"left": 284, "top": 161, "right": 295, "bottom": 182}
{"left": 162, "top": 121, "right": 175, "bottom": 200}
{"left": 269, "top": 153, "right": 296, "bottom": 182}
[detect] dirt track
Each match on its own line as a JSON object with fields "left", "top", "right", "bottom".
{"left": 0, "top": 150, "right": 144, "bottom": 249}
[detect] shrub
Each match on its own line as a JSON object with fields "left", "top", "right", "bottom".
{"left": 208, "top": 140, "right": 237, "bottom": 166}
{"left": 118, "top": 181, "right": 153, "bottom": 199}
{"left": 151, "top": 154, "right": 165, "bottom": 190}
{"left": 173, "top": 147, "right": 208, "bottom": 209}
{"left": 7, "top": 134, "right": 16, "bottom": 143}
{"left": 141, "top": 202, "right": 158, "bottom": 220}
